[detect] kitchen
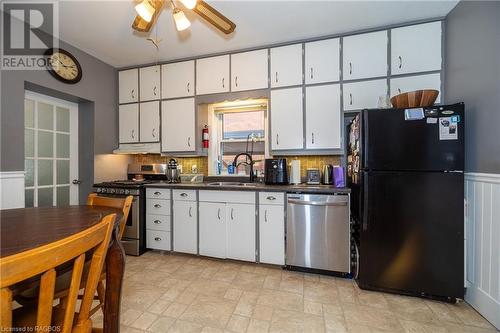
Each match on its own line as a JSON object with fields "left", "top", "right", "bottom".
{"left": 0, "top": 1, "right": 499, "bottom": 333}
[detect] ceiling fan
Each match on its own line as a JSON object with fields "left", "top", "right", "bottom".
{"left": 132, "top": 0, "right": 236, "bottom": 34}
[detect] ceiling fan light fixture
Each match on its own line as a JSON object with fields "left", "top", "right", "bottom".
{"left": 173, "top": 8, "right": 191, "bottom": 31}
{"left": 135, "top": 0, "right": 155, "bottom": 22}
{"left": 179, "top": 0, "right": 197, "bottom": 10}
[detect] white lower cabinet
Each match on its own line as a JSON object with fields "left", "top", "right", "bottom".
{"left": 226, "top": 203, "right": 256, "bottom": 261}
{"left": 147, "top": 230, "right": 171, "bottom": 251}
{"left": 259, "top": 204, "right": 285, "bottom": 265}
{"left": 173, "top": 200, "right": 197, "bottom": 254}
{"left": 199, "top": 202, "right": 226, "bottom": 258}
{"left": 146, "top": 190, "right": 171, "bottom": 251}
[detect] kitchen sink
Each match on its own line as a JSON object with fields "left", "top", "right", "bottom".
{"left": 207, "top": 182, "right": 258, "bottom": 187}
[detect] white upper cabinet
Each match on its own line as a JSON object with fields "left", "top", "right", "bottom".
{"left": 270, "top": 44, "right": 303, "bottom": 88}
{"left": 161, "top": 61, "right": 194, "bottom": 98}
{"left": 306, "top": 84, "right": 341, "bottom": 149}
{"left": 231, "top": 49, "right": 269, "bottom": 92}
{"left": 118, "top": 104, "right": 139, "bottom": 143}
{"left": 271, "top": 87, "right": 303, "bottom": 150}
{"left": 343, "top": 31, "right": 388, "bottom": 80}
{"left": 391, "top": 22, "right": 442, "bottom": 75}
{"left": 139, "top": 101, "right": 160, "bottom": 142}
{"left": 343, "top": 79, "right": 387, "bottom": 111}
{"left": 118, "top": 69, "right": 138, "bottom": 104}
{"left": 305, "top": 38, "right": 340, "bottom": 84}
{"left": 390, "top": 73, "right": 441, "bottom": 103}
{"left": 139, "top": 65, "right": 161, "bottom": 101}
{"left": 196, "top": 55, "right": 230, "bottom": 95}
{"left": 161, "top": 98, "right": 195, "bottom": 152}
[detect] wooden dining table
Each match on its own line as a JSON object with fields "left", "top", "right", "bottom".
{"left": 0, "top": 205, "right": 125, "bottom": 333}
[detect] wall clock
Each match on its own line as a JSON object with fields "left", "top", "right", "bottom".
{"left": 44, "top": 48, "right": 82, "bottom": 84}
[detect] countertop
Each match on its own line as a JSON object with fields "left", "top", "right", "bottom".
{"left": 144, "top": 181, "right": 350, "bottom": 194}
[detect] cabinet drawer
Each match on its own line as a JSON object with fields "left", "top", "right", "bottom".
{"left": 146, "top": 188, "right": 171, "bottom": 200}
{"left": 173, "top": 189, "right": 197, "bottom": 201}
{"left": 199, "top": 190, "right": 255, "bottom": 204}
{"left": 259, "top": 192, "right": 285, "bottom": 205}
{"left": 147, "top": 199, "right": 171, "bottom": 216}
{"left": 147, "top": 230, "right": 171, "bottom": 251}
{"left": 146, "top": 214, "right": 171, "bottom": 232}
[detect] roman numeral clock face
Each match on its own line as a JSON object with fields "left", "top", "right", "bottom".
{"left": 45, "top": 48, "right": 82, "bottom": 84}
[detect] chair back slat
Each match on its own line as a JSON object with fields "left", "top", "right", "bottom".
{"left": 0, "top": 214, "right": 115, "bottom": 332}
{"left": 36, "top": 269, "right": 56, "bottom": 328}
{"left": 87, "top": 194, "right": 133, "bottom": 241}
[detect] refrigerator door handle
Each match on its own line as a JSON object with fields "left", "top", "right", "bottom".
{"left": 362, "top": 174, "right": 369, "bottom": 231}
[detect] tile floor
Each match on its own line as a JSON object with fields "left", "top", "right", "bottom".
{"left": 95, "top": 251, "right": 498, "bottom": 333}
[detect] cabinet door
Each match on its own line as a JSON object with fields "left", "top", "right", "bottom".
{"left": 343, "top": 31, "right": 388, "bottom": 80}
{"left": 343, "top": 79, "right": 387, "bottom": 111}
{"left": 270, "top": 44, "right": 303, "bottom": 88}
{"left": 391, "top": 22, "right": 442, "bottom": 75}
{"left": 226, "top": 203, "right": 255, "bottom": 262}
{"left": 139, "top": 65, "right": 161, "bottom": 101}
{"left": 173, "top": 200, "right": 197, "bottom": 254}
{"left": 196, "top": 55, "right": 230, "bottom": 95}
{"left": 390, "top": 73, "right": 441, "bottom": 103}
{"left": 139, "top": 101, "right": 160, "bottom": 142}
{"left": 270, "top": 88, "right": 303, "bottom": 150}
{"left": 259, "top": 204, "right": 284, "bottom": 265}
{"left": 305, "top": 38, "right": 340, "bottom": 84}
{"left": 161, "top": 98, "right": 195, "bottom": 152}
{"left": 199, "top": 202, "right": 226, "bottom": 258}
{"left": 305, "top": 84, "right": 341, "bottom": 149}
{"left": 118, "top": 104, "right": 139, "bottom": 143}
{"left": 118, "top": 69, "right": 138, "bottom": 104}
{"left": 231, "top": 49, "right": 269, "bottom": 92}
{"left": 161, "top": 60, "right": 194, "bottom": 98}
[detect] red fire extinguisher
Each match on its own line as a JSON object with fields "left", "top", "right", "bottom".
{"left": 202, "top": 125, "right": 209, "bottom": 148}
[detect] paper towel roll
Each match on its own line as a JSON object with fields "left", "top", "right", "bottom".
{"left": 290, "top": 160, "right": 301, "bottom": 184}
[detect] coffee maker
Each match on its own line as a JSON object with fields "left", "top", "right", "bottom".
{"left": 264, "top": 159, "right": 288, "bottom": 185}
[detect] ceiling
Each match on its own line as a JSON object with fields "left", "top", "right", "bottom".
{"left": 57, "top": 0, "right": 459, "bottom": 68}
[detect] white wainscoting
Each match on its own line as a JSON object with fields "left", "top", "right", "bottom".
{"left": 0, "top": 171, "right": 25, "bottom": 209}
{"left": 465, "top": 172, "right": 500, "bottom": 330}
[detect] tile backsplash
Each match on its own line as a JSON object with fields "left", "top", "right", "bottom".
{"left": 132, "top": 154, "right": 341, "bottom": 178}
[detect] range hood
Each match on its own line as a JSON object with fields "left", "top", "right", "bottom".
{"left": 113, "top": 143, "right": 161, "bottom": 154}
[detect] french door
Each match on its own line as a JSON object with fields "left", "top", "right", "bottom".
{"left": 24, "top": 91, "right": 79, "bottom": 207}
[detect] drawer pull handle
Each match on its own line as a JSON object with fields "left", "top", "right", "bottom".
{"left": 398, "top": 56, "right": 403, "bottom": 69}
{"left": 131, "top": 89, "right": 135, "bottom": 99}
{"left": 154, "top": 204, "right": 161, "bottom": 208}
{"left": 187, "top": 82, "right": 190, "bottom": 92}
{"left": 231, "top": 208, "right": 234, "bottom": 220}
{"left": 266, "top": 196, "right": 276, "bottom": 200}
{"left": 264, "top": 209, "right": 268, "bottom": 222}
{"left": 153, "top": 220, "right": 161, "bottom": 224}
{"left": 154, "top": 237, "right": 162, "bottom": 241}
{"left": 349, "top": 93, "right": 353, "bottom": 106}
{"left": 153, "top": 86, "right": 157, "bottom": 96}
{"left": 180, "top": 193, "right": 188, "bottom": 197}
{"left": 349, "top": 62, "right": 352, "bottom": 75}
{"left": 217, "top": 208, "right": 221, "bottom": 220}
{"left": 189, "top": 207, "right": 192, "bottom": 217}
{"left": 154, "top": 191, "right": 161, "bottom": 195}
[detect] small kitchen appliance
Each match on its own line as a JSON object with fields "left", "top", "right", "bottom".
{"left": 264, "top": 158, "right": 288, "bottom": 185}
{"left": 306, "top": 168, "right": 321, "bottom": 185}
{"left": 167, "top": 158, "right": 180, "bottom": 183}
{"left": 321, "top": 164, "right": 333, "bottom": 184}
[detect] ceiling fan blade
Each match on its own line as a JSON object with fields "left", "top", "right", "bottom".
{"left": 192, "top": 1, "right": 235, "bottom": 34}
{"left": 132, "top": 0, "right": 164, "bottom": 32}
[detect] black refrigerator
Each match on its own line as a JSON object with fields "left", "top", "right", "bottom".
{"left": 347, "top": 103, "right": 465, "bottom": 302}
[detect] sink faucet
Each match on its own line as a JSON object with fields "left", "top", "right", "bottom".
{"left": 232, "top": 152, "right": 255, "bottom": 182}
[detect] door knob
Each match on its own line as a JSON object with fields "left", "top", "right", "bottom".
{"left": 72, "top": 179, "right": 82, "bottom": 185}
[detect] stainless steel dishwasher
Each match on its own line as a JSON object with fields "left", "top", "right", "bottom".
{"left": 286, "top": 193, "right": 350, "bottom": 273}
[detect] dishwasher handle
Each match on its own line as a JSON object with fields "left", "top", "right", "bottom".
{"left": 287, "top": 199, "right": 347, "bottom": 206}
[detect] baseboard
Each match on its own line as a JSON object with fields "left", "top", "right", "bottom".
{"left": 464, "top": 172, "right": 500, "bottom": 330}
{"left": 0, "top": 171, "right": 25, "bottom": 209}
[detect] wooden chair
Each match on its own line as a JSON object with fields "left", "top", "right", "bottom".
{"left": 0, "top": 214, "right": 116, "bottom": 333}
{"left": 87, "top": 194, "right": 133, "bottom": 241}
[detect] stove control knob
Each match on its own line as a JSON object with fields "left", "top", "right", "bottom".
{"left": 120, "top": 189, "right": 125, "bottom": 194}
{"left": 125, "top": 189, "right": 130, "bottom": 195}
{"left": 109, "top": 188, "right": 115, "bottom": 194}
{"left": 96, "top": 188, "right": 101, "bottom": 193}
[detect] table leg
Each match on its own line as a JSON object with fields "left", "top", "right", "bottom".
{"left": 103, "top": 228, "right": 125, "bottom": 333}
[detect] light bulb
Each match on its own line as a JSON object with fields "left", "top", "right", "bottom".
{"left": 179, "top": 0, "right": 197, "bottom": 10}
{"left": 135, "top": 0, "right": 155, "bottom": 22}
{"left": 173, "top": 8, "right": 191, "bottom": 31}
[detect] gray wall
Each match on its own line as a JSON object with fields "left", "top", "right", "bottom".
{"left": 0, "top": 22, "right": 117, "bottom": 202}
{"left": 445, "top": 1, "right": 500, "bottom": 173}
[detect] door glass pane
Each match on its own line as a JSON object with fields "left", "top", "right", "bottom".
{"left": 57, "top": 160, "right": 69, "bottom": 184}
{"left": 25, "top": 129, "right": 34, "bottom": 157}
{"left": 25, "top": 189, "right": 34, "bottom": 207}
{"left": 38, "top": 187, "right": 53, "bottom": 207}
{"left": 25, "top": 159, "right": 34, "bottom": 187}
{"left": 38, "top": 160, "right": 53, "bottom": 186}
{"left": 38, "top": 131, "right": 54, "bottom": 157}
{"left": 38, "top": 102, "right": 53, "bottom": 130}
{"left": 57, "top": 186, "right": 70, "bottom": 206}
{"left": 56, "top": 133, "right": 70, "bottom": 158}
{"left": 25, "top": 99, "right": 35, "bottom": 127}
{"left": 56, "top": 106, "right": 70, "bottom": 132}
